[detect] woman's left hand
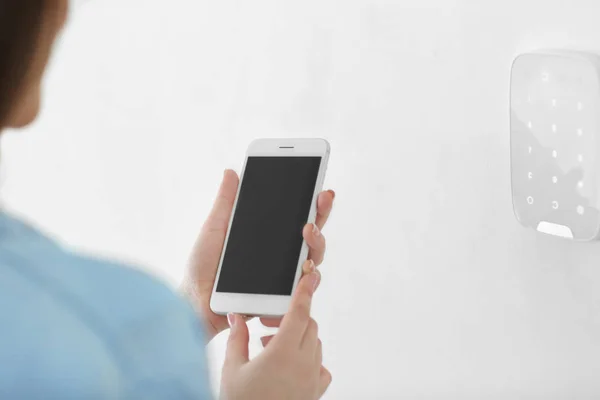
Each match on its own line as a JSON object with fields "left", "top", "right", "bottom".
{"left": 181, "top": 169, "right": 335, "bottom": 341}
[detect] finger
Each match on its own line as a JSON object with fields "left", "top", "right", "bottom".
{"left": 303, "top": 224, "right": 326, "bottom": 266}
{"left": 302, "top": 259, "right": 317, "bottom": 275}
{"left": 192, "top": 170, "right": 239, "bottom": 273}
{"left": 260, "top": 335, "right": 275, "bottom": 348}
{"left": 260, "top": 260, "right": 316, "bottom": 329}
{"left": 261, "top": 262, "right": 317, "bottom": 328}
{"left": 260, "top": 317, "right": 283, "bottom": 328}
{"left": 315, "top": 339, "right": 322, "bottom": 364}
{"left": 318, "top": 366, "right": 332, "bottom": 398}
{"left": 315, "top": 190, "right": 335, "bottom": 230}
{"left": 275, "top": 272, "right": 319, "bottom": 346}
{"left": 223, "top": 314, "right": 250, "bottom": 370}
{"left": 301, "top": 318, "right": 319, "bottom": 351}
{"left": 314, "top": 270, "right": 322, "bottom": 293}
{"left": 187, "top": 170, "right": 240, "bottom": 305}
{"left": 203, "top": 170, "right": 239, "bottom": 234}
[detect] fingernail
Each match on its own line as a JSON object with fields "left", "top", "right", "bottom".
{"left": 312, "top": 224, "right": 321, "bottom": 237}
{"left": 328, "top": 190, "right": 336, "bottom": 200}
{"left": 309, "top": 259, "right": 316, "bottom": 273}
{"left": 227, "top": 313, "right": 236, "bottom": 329}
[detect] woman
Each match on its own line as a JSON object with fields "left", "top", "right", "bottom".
{"left": 0, "top": 1, "right": 335, "bottom": 399}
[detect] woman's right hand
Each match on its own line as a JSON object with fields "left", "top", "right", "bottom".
{"left": 220, "top": 271, "right": 332, "bottom": 400}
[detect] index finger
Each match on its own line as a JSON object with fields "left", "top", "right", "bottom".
{"left": 275, "top": 272, "right": 319, "bottom": 346}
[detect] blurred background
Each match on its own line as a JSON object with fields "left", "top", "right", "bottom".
{"left": 4, "top": 0, "right": 600, "bottom": 398}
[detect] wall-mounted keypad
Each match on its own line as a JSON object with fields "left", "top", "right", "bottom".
{"left": 511, "top": 51, "right": 600, "bottom": 240}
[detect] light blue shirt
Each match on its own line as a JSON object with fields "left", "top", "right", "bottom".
{"left": 0, "top": 213, "right": 211, "bottom": 399}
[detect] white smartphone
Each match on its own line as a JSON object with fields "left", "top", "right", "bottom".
{"left": 210, "top": 138, "right": 330, "bottom": 317}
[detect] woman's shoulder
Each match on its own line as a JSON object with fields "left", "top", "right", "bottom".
{"left": 0, "top": 213, "right": 190, "bottom": 325}
{"left": 0, "top": 214, "right": 211, "bottom": 398}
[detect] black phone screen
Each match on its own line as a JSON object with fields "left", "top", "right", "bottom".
{"left": 216, "top": 156, "right": 322, "bottom": 295}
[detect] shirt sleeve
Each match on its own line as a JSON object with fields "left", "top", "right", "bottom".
{"left": 123, "top": 297, "right": 213, "bottom": 399}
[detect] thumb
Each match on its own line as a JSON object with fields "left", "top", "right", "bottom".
{"left": 203, "top": 170, "right": 239, "bottom": 234}
{"left": 187, "top": 170, "right": 239, "bottom": 288}
{"left": 224, "top": 314, "right": 250, "bottom": 369}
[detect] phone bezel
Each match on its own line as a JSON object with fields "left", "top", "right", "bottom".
{"left": 209, "top": 138, "right": 330, "bottom": 317}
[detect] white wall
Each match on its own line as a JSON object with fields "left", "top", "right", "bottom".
{"left": 5, "top": 0, "right": 600, "bottom": 398}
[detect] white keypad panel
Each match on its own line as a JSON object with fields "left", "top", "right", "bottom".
{"left": 511, "top": 51, "right": 600, "bottom": 240}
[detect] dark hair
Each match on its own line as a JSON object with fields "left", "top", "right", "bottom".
{"left": 0, "top": 1, "right": 46, "bottom": 127}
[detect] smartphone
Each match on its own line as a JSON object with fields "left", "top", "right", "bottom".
{"left": 210, "top": 138, "right": 330, "bottom": 317}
